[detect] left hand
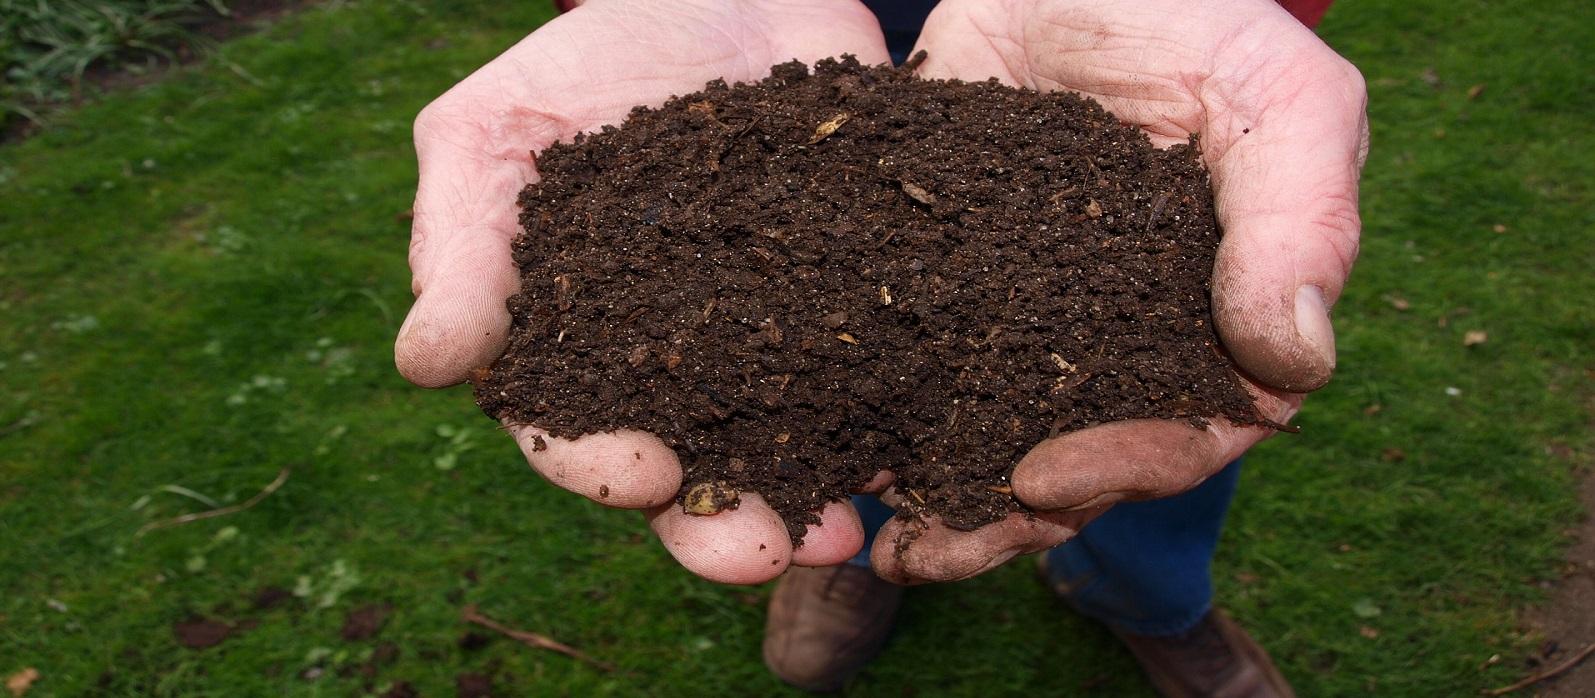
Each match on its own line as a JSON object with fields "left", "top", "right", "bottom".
{"left": 870, "top": 0, "right": 1369, "bottom": 584}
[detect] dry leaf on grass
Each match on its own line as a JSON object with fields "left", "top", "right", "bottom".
{"left": 1464, "top": 330, "right": 1489, "bottom": 346}
{"left": 6, "top": 668, "right": 39, "bottom": 697}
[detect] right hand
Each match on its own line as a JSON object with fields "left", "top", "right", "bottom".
{"left": 395, "top": 0, "right": 891, "bottom": 584}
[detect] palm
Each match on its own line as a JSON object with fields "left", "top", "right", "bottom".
{"left": 398, "top": 0, "right": 889, "bottom": 585}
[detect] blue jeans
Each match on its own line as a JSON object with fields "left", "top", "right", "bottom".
{"left": 849, "top": 460, "right": 1243, "bottom": 637}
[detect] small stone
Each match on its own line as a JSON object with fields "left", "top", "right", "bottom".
{"left": 820, "top": 311, "right": 849, "bottom": 329}
{"left": 683, "top": 481, "right": 739, "bottom": 515}
{"left": 627, "top": 344, "right": 650, "bottom": 367}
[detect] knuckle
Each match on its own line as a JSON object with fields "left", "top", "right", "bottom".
{"left": 1335, "top": 55, "right": 1368, "bottom": 103}
{"left": 1307, "top": 192, "right": 1363, "bottom": 283}
{"left": 413, "top": 99, "right": 450, "bottom": 138}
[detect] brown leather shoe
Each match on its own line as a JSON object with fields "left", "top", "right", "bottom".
{"left": 1114, "top": 609, "right": 1296, "bottom": 698}
{"left": 1037, "top": 555, "right": 1294, "bottom": 698}
{"left": 763, "top": 564, "right": 903, "bottom": 692}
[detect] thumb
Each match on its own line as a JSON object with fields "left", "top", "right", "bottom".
{"left": 394, "top": 100, "right": 539, "bottom": 388}
{"left": 1206, "top": 35, "right": 1369, "bottom": 393}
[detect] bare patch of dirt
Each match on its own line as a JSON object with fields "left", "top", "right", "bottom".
{"left": 340, "top": 603, "right": 392, "bottom": 641}
{"left": 455, "top": 672, "right": 494, "bottom": 698}
{"left": 252, "top": 585, "right": 293, "bottom": 610}
{"left": 173, "top": 616, "right": 234, "bottom": 649}
{"left": 1524, "top": 453, "right": 1595, "bottom": 697}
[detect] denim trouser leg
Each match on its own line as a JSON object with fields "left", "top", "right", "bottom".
{"left": 847, "top": 493, "right": 899, "bottom": 568}
{"left": 1044, "top": 460, "right": 1243, "bottom": 637}
{"left": 846, "top": 460, "right": 1243, "bottom": 637}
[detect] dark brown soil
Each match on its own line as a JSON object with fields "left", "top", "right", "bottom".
{"left": 475, "top": 54, "right": 1261, "bottom": 543}
{"left": 455, "top": 672, "right": 494, "bottom": 698}
{"left": 339, "top": 603, "right": 392, "bottom": 641}
{"left": 173, "top": 616, "right": 233, "bottom": 649}
{"left": 252, "top": 585, "right": 293, "bottom": 610}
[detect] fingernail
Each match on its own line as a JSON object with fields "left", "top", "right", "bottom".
{"left": 1294, "top": 285, "right": 1336, "bottom": 371}
{"left": 1062, "top": 490, "right": 1126, "bottom": 512}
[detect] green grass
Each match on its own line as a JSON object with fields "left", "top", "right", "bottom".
{"left": 0, "top": 0, "right": 1591, "bottom": 695}
{"left": 1, "top": 0, "right": 231, "bottom": 127}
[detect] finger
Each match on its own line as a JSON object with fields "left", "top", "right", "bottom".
{"left": 647, "top": 493, "right": 794, "bottom": 585}
{"left": 1204, "top": 29, "right": 1368, "bottom": 392}
{"left": 790, "top": 500, "right": 865, "bottom": 567}
{"left": 870, "top": 508, "right": 1106, "bottom": 585}
{"left": 855, "top": 470, "right": 895, "bottom": 494}
{"left": 509, "top": 424, "right": 681, "bottom": 508}
{"left": 1012, "top": 382, "right": 1301, "bottom": 511}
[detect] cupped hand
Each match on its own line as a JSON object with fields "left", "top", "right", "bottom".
{"left": 870, "top": 0, "right": 1368, "bottom": 584}
{"left": 395, "top": 0, "right": 890, "bottom": 584}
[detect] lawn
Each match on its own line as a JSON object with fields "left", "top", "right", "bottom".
{"left": 1, "top": 0, "right": 1591, "bottom": 695}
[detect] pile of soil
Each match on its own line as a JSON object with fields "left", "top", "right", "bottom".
{"left": 475, "top": 54, "right": 1262, "bottom": 544}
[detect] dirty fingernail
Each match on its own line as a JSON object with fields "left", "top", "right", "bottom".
{"left": 1294, "top": 285, "right": 1336, "bottom": 372}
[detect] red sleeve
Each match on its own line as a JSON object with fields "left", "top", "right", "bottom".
{"left": 1277, "top": 0, "right": 1334, "bottom": 27}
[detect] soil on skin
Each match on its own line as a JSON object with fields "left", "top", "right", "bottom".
{"left": 475, "top": 54, "right": 1262, "bottom": 544}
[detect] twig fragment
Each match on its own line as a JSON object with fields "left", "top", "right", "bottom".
{"left": 137, "top": 468, "right": 290, "bottom": 536}
{"left": 462, "top": 604, "right": 616, "bottom": 672}
{"left": 1483, "top": 641, "right": 1595, "bottom": 696}
{"left": 901, "top": 50, "right": 928, "bottom": 73}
